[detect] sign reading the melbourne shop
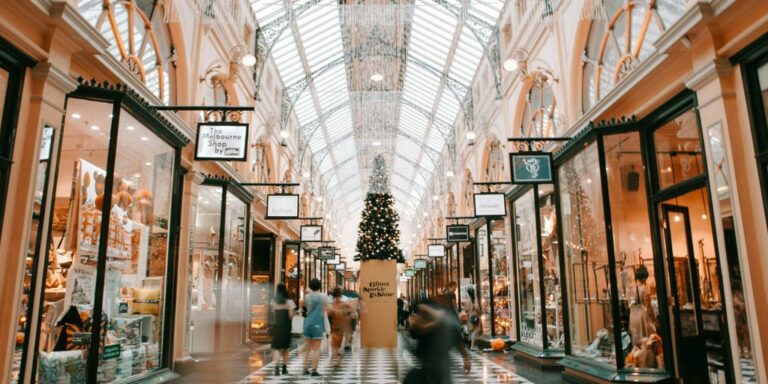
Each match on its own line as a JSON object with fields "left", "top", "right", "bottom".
{"left": 195, "top": 122, "right": 249, "bottom": 161}
{"left": 446, "top": 225, "right": 470, "bottom": 242}
{"left": 474, "top": 193, "right": 506, "bottom": 217}
{"left": 510, "top": 152, "right": 553, "bottom": 183}
{"left": 266, "top": 194, "right": 299, "bottom": 219}
{"left": 318, "top": 247, "right": 335, "bottom": 260}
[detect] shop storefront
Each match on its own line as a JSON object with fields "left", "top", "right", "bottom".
{"left": 472, "top": 218, "right": 512, "bottom": 338}
{"left": 555, "top": 93, "right": 735, "bottom": 383}
{"left": 509, "top": 184, "right": 564, "bottom": 366}
{"left": 21, "top": 82, "right": 188, "bottom": 383}
{"left": 189, "top": 178, "right": 251, "bottom": 355}
{"left": 249, "top": 233, "right": 275, "bottom": 341}
{"left": 281, "top": 241, "right": 301, "bottom": 302}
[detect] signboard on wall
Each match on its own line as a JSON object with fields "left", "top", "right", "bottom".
{"left": 40, "top": 125, "right": 54, "bottom": 161}
{"left": 414, "top": 259, "right": 427, "bottom": 269}
{"left": 266, "top": 194, "right": 299, "bottom": 219}
{"left": 195, "top": 122, "right": 249, "bottom": 161}
{"left": 510, "top": 152, "right": 553, "bottom": 183}
{"left": 318, "top": 247, "right": 335, "bottom": 260}
{"left": 474, "top": 193, "right": 506, "bottom": 217}
{"left": 428, "top": 244, "right": 445, "bottom": 257}
{"left": 327, "top": 254, "right": 341, "bottom": 265}
{"left": 446, "top": 225, "right": 470, "bottom": 242}
{"left": 404, "top": 268, "right": 416, "bottom": 277}
{"left": 300, "top": 225, "right": 323, "bottom": 242}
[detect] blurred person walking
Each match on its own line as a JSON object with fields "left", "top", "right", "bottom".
{"left": 406, "top": 300, "right": 471, "bottom": 384}
{"left": 270, "top": 283, "right": 294, "bottom": 376}
{"left": 328, "top": 288, "right": 354, "bottom": 367}
{"left": 302, "top": 278, "right": 328, "bottom": 377}
{"left": 464, "top": 287, "right": 482, "bottom": 350}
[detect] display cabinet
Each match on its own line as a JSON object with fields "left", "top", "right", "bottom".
{"left": 510, "top": 185, "right": 564, "bottom": 367}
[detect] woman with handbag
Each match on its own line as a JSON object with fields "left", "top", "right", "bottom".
{"left": 270, "top": 283, "right": 294, "bottom": 376}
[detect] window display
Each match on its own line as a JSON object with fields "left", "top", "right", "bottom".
{"left": 512, "top": 184, "right": 563, "bottom": 360}
{"left": 475, "top": 225, "right": 491, "bottom": 336}
{"left": 189, "top": 181, "right": 250, "bottom": 354}
{"left": 490, "top": 220, "right": 512, "bottom": 337}
{"left": 31, "top": 89, "right": 186, "bottom": 383}
{"left": 559, "top": 141, "right": 615, "bottom": 366}
{"left": 603, "top": 132, "right": 663, "bottom": 370}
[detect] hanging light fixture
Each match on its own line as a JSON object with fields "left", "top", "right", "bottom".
{"left": 370, "top": 73, "right": 384, "bottom": 82}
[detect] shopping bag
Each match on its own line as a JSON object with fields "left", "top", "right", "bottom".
{"left": 291, "top": 315, "right": 304, "bottom": 334}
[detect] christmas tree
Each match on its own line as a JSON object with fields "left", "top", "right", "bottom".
{"left": 355, "top": 155, "right": 404, "bottom": 262}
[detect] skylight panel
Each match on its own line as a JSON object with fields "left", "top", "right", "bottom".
{"left": 435, "top": 93, "right": 460, "bottom": 127}
{"left": 426, "top": 129, "right": 445, "bottom": 151}
{"left": 396, "top": 136, "right": 422, "bottom": 159}
{"left": 271, "top": 36, "right": 305, "bottom": 85}
{"left": 251, "top": 1, "right": 287, "bottom": 26}
{"left": 449, "top": 29, "right": 484, "bottom": 84}
{"left": 398, "top": 107, "right": 429, "bottom": 139}
{"left": 469, "top": 1, "right": 503, "bottom": 24}
{"left": 332, "top": 137, "right": 356, "bottom": 162}
{"left": 293, "top": 93, "right": 318, "bottom": 124}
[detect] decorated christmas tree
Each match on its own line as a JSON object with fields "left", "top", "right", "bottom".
{"left": 355, "top": 155, "right": 404, "bottom": 262}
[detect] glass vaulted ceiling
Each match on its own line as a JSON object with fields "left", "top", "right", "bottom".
{"left": 251, "top": 0, "right": 503, "bottom": 222}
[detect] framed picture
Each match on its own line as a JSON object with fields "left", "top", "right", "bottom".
{"left": 300, "top": 225, "right": 323, "bottom": 242}
{"left": 266, "top": 194, "right": 299, "bottom": 219}
{"left": 473, "top": 193, "right": 506, "bottom": 217}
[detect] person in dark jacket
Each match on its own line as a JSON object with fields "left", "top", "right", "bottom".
{"left": 270, "top": 283, "right": 295, "bottom": 376}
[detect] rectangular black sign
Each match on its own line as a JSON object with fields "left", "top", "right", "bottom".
{"left": 318, "top": 247, "right": 335, "bottom": 260}
{"left": 446, "top": 225, "right": 470, "bottom": 242}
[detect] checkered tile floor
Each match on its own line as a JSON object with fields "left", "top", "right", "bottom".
{"left": 239, "top": 334, "right": 533, "bottom": 383}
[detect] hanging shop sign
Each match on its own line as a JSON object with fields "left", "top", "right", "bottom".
{"left": 39, "top": 125, "right": 54, "bottom": 161}
{"left": 414, "top": 259, "right": 427, "bottom": 269}
{"left": 336, "top": 262, "right": 346, "bottom": 271}
{"left": 428, "top": 244, "right": 446, "bottom": 257}
{"left": 265, "top": 194, "right": 299, "bottom": 219}
{"left": 300, "top": 225, "right": 323, "bottom": 242}
{"left": 318, "top": 247, "right": 335, "bottom": 260}
{"left": 327, "top": 254, "right": 341, "bottom": 265}
{"left": 195, "top": 122, "right": 249, "bottom": 161}
{"left": 344, "top": 271, "right": 354, "bottom": 279}
{"left": 474, "top": 193, "right": 507, "bottom": 217}
{"left": 510, "top": 152, "right": 553, "bottom": 183}
{"left": 446, "top": 224, "right": 470, "bottom": 242}
{"left": 404, "top": 268, "right": 416, "bottom": 277}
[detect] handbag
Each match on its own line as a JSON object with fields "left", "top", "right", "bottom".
{"left": 291, "top": 315, "right": 304, "bottom": 334}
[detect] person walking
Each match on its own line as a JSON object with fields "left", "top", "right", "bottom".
{"left": 302, "top": 278, "right": 328, "bottom": 377}
{"left": 443, "top": 281, "right": 458, "bottom": 313}
{"left": 406, "top": 300, "right": 471, "bottom": 384}
{"left": 327, "top": 288, "right": 354, "bottom": 367}
{"left": 270, "top": 283, "right": 294, "bottom": 376}
{"left": 397, "top": 294, "right": 406, "bottom": 328}
{"left": 464, "top": 287, "right": 482, "bottom": 350}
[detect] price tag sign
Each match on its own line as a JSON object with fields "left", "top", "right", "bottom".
{"left": 195, "top": 122, "right": 249, "bottom": 161}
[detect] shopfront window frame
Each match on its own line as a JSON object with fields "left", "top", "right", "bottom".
{"left": 30, "top": 82, "right": 188, "bottom": 383}
{"left": 553, "top": 116, "right": 674, "bottom": 380}
{"left": 510, "top": 183, "right": 565, "bottom": 360}
{"left": 195, "top": 177, "right": 252, "bottom": 354}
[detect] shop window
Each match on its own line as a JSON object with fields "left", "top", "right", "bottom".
{"left": 558, "top": 141, "right": 615, "bottom": 366}
{"left": 475, "top": 226, "right": 491, "bottom": 335}
{"left": 603, "top": 131, "right": 663, "bottom": 370}
{"left": 33, "top": 93, "right": 185, "bottom": 383}
{"left": 514, "top": 190, "right": 541, "bottom": 347}
{"left": 189, "top": 182, "right": 249, "bottom": 355}
{"left": 581, "top": 1, "right": 685, "bottom": 112}
{"left": 654, "top": 110, "right": 704, "bottom": 190}
{"left": 77, "top": 1, "right": 174, "bottom": 104}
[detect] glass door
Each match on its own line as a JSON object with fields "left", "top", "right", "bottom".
{"left": 281, "top": 242, "right": 300, "bottom": 304}
{"left": 660, "top": 203, "right": 709, "bottom": 383}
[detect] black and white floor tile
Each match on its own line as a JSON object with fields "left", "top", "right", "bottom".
{"left": 239, "top": 336, "right": 533, "bottom": 384}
